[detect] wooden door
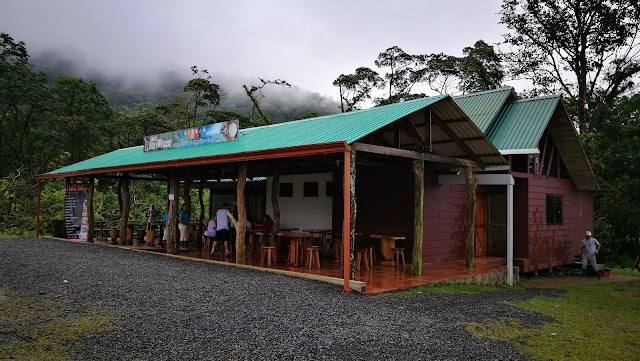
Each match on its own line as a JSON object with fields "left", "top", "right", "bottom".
{"left": 475, "top": 194, "right": 487, "bottom": 257}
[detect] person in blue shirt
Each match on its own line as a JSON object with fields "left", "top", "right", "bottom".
{"left": 178, "top": 203, "right": 190, "bottom": 250}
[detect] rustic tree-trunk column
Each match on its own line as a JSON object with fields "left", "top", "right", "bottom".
{"left": 349, "top": 149, "right": 357, "bottom": 281}
{"left": 35, "top": 179, "right": 41, "bottom": 238}
{"left": 411, "top": 160, "right": 424, "bottom": 276}
{"left": 464, "top": 167, "right": 477, "bottom": 268}
{"left": 166, "top": 170, "right": 180, "bottom": 254}
{"left": 87, "top": 176, "right": 95, "bottom": 243}
{"left": 271, "top": 167, "right": 281, "bottom": 231}
{"left": 198, "top": 181, "right": 204, "bottom": 223}
{"left": 342, "top": 150, "right": 351, "bottom": 292}
{"left": 184, "top": 172, "right": 191, "bottom": 207}
{"left": 118, "top": 173, "right": 130, "bottom": 245}
{"left": 235, "top": 162, "right": 248, "bottom": 264}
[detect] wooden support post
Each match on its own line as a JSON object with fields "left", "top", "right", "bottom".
{"left": 87, "top": 176, "right": 95, "bottom": 243}
{"left": 184, "top": 172, "right": 191, "bottom": 207}
{"left": 464, "top": 167, "right": 477, "bottom": 268}
{"left": 198, "top": 181, "right": 204, "bottom": 224}
{"left": 343, "top": 148, "right": 355, "bottom": 292}
{"left": 118, "top": 173, "right": 130, "bottom": 245}
{"left": 411, "top": 160, "right": 424, "bottom": 276}
{"left": 235, "top": 162, "right": 248, "bottom": 265}
{"left": 271, "top": 168, "right": 281, "bottom": 231}
{"left": 35, "top": 179, "right": 41, "bottom": 238}
{"left": 166, "top": 171, "right": 179, "bottom": 254}
{"left": 349, "top": 149, "right": 356, "bottom": 281}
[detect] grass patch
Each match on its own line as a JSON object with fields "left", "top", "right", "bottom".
{"left": 608, "top": 267, "right": 640, "bottom": 277}
{"left": 0, "top": 288, "right": 120, "bottom": 360}
{"left": 463, "top": 280, "right": 640, "bottom": 361}
{"left": 381, "top": 282, "right": 526, "bottom": 297}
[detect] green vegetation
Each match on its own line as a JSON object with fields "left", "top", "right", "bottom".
{"left": 0, "top": 288, "right": 120, "bottom": 360}
{"left": 464, "top": 280, "right": 640, "bottom": 361}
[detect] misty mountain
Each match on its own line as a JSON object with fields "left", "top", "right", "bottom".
{"left": 30, "top": 51, "right": 340, "bottom": 123}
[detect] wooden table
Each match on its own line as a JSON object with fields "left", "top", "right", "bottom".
{"left": 303, "top": 229, "right": 331, "bottom": 256}
{"left": 277, "top": 232, "right": 320, "bottom": 267}
{"left": 370, "top": 234, "right": 406, "bottom": 266}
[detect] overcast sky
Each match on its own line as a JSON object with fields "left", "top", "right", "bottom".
{"left": 1, "top": 0, "right": 508, "bottom": 99}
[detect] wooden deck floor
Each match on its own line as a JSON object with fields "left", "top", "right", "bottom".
{"left": 110, "top": 243, "right": 508, "bottom": 294}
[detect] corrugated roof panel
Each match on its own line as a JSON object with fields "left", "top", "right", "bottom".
{"left": 488, "top": 96, "right": 560, "bottom": 151}
{"left": 453, "top": 87, "right": 515, "bottom": 133}
{"left": 47, "top": 95, "right": 449, "bottom": 175}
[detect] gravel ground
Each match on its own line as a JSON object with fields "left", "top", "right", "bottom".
{"left": 0, "top": 238, "right": 563, "bottom": 360}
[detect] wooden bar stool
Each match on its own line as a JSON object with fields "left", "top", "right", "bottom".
{"left": 307, "top": 246, "right": 320, "bottom": 269}
{"left": 392, "top": 247, "right": 405, "bottom": 267}
{"left": 287, "top": 237, "right": 301, "bottom": 266}
{"left": 366, "top": 246, "right": 376, "bottom": 269}
{"left": 355, "top": 249, "right": 369, "bottom": 271}
{"left": 261, "top": 246, "right": 276, "bottom": 266}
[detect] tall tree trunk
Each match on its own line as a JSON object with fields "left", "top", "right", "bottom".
{"left": 464, "top": 167, "right": 477, "bottom": 268}
{"left": 411, "top": 160, "right": 424, "bottom": 276}
{"left": 198, "top": 182, "right": 204, "bottom": 223}
{"left": 184, "top": 172, "right": 191, "bottom": 207}
{"left": 87, "top": 176, "right": 95, "bottom": 243}
{"left": 271, "top": 167, "right": 280, "bottom": 231}
{"left": 118, "top": 173, "right": 130, "bottom": 246}
{"left": 349, "top": 149, "right": 357, "bottom": 280}
{"left": 235, "top": 162, "right": 248, "bottom": 264}
{"left": 166, "top": 171, "right": 180, "bottom": 254}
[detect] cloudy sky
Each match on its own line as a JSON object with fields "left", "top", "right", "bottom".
{"left": 1, "top": 0, "right": 508, "bottom": 99}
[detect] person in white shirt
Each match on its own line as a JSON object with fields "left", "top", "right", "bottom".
{"left": 214, "top": 203, "right": 231, "bottom": 257}
{"left": 203, "top": 217, "right": 216, "bottom": 256}
{"left": 581, "top": 230, "right": 601, "bottom": 278}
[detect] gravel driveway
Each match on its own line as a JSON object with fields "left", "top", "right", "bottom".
{"left": 0, "top": 238, "right": 562, "bottom": 360}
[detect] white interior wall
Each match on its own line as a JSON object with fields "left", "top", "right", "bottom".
{"left": 266, "top": 173, "right": 333, "bottom": 230}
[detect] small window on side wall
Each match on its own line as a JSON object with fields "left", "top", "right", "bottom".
{"left": 303, "top": 182, "right": 319, "bottom": 197}
{"left": 546, "top": 194, "right": 562, "bottom": 224}
{"left": 279, "top": 182, "right": 293, "bottom": 197}
{"left": 325, "top": 181, "right": 333, "bottom": 197}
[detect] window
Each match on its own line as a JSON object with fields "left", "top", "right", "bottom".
{"left": 546, "top": 194, "right": 563, "bottom": 224}
{"left": 325, "top": 181, "right": 333, "bottom": 197}
{"left": 279, "top": 182, "right": 293, "bottom": 197}
{"left": 303, "top": 182, "right": 319, "bottom": 197}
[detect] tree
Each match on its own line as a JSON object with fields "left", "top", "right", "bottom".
{"left": 500, "top": 0, "right": 640, "bottom": 132}
{"left": 242, "top": 78, "right": 291, "bottom": 125}
{"left": 333, "top": 67, "right": 383, "bottom": 112}
{"left": 50, "top": 76, "right": 114, "bottom": 164}
{"left": 374, "top": 46, "right": 426, "bottom": 105}
{"left": 183, "top": 66, "right": 221, "bottom": 127}
{"left": 583, "top": 94, "right": 640, "bottom": 264}
{"left": 425, "top": 40, "right": 504, "bottom": 95}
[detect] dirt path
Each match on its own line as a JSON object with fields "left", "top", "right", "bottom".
{"left": 521, "top": 274, "right": 639, "bottom": 288}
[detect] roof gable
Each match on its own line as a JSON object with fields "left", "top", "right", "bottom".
{"left": 452, "top": 87, "right": 516, "bottom": 133}
{"left": 487, "top": 95, "right": 560, "bottom": 151}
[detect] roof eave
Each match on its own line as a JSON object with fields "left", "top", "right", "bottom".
{"left": 37, "top": 141, "right": 350, "bottom": 180}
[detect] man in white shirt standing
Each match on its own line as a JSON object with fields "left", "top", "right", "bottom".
{"left": 581, "top": 231, "right": 601, "bottom": 278}
{"left": 215, "top": 203, "right": 232, "bottom": 257}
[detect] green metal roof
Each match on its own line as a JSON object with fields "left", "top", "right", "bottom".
{"left": 487, "top": 96, "right": 561, "bottom": 151}
{"left": 47, "top": 94, "right": 449, "bottom": 175}
{"left": 452, "top": 87, "right": 515, "bottom": 133}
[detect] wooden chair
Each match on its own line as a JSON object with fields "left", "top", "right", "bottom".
{"left": 392, "top": 247, "right": 405, "bottom": 268}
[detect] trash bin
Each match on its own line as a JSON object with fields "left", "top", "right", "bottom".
{"left": 109, "top": 227, "right": 118, "bottom": 243}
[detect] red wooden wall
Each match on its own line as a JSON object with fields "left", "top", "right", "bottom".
{"left": 515, "top": 172, "right": 593, "bottom": 272}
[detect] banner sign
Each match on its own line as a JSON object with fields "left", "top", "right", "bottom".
{"left": 143, "top": 120, "right": 239, "bottom": 152}
{"left": 64, "top": 183, "right": 89, "bottom": 241}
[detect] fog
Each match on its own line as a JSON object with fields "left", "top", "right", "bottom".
{"left": 1, "top": 0, "right": 507, "bottom": 100}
